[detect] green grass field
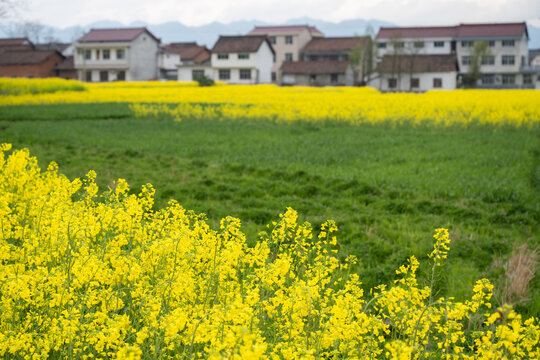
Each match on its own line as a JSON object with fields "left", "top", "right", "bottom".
{"left": 1, "top": 102, "right": 539, "bottom": 316}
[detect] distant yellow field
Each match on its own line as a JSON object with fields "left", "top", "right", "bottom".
{"left": 2, "top": 79, "right": 540, "bottom": 127}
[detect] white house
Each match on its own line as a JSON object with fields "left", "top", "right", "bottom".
{"left": 373, "top": 54, "right": 458, "bottom": 92}
{"left": 210, "top": 35, "right": 275, "bottom": 84}
{"left": 171, "top": 43, "right": 213, "bottom": 82}
{"left": 375, "top": 22, "right": 536, "bottom": 89}
{"left": 74, "top": 27, "right": 160, "bottom": 82}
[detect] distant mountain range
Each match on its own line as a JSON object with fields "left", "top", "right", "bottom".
{"left": 1, "top": 17, "right": 539, "bottom": 49}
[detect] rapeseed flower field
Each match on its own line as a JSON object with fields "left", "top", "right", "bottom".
{"left": 1, "top": 79, "right": 540, "bottom": 127}
{"left": 1, "top": 144, "right": 539, "bottom": 359}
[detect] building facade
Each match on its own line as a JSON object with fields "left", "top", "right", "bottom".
{"left": 375, "top": 22, "right": 538, "bottom": 89}
{"left": 74, "top": 27, "right": 160, "bottom": 82}
{"left": 247, "top": 25, "right": 324, "bottom": 83}
{"left": 170, "top": 43, "right": 213, "bottom": 82}
{"left": 210, "top": 36, "right": 274, "bottom": 84}
{"left": 373, "top": 54, "right": 458, "bottom": 91}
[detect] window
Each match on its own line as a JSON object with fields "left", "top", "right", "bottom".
{"left": 502, "top": 74, "right": 515, "bottom": 85}
{"left": 116, "top": 49, "right": 124, "bottom": 59}
{"left": 117, "top": 71, "right": 125, "bottom": 81}
{"left": 501, "top": 55, "right": 515, "bottom": 65}
{"left": 393, "top": 42, "right": 404, "bottom": 49}
{"left": 85, "top": 71, "right": 92, "bottom": 82}
{"left": 481, "top": 74, "right": 494, "bottom": 85}
{"left": 192, "top": 70, "right": 205, "bottom": 79}
{"left": 433, "top": 78, "right": 442, "bottom": 88}
{"left": 481, "top": 56, "right": 495, "bottom": 65}
{"left": 285, "top": 36, "right": 293, "bottom": 44}
{"left": 273, "top": 54, "right": 276, "bottom": 63}
{"left": 462, "top": 55, "right": 471, "bottom": 65}
{"left": 488, "top": 40, "right": 496, "bottom": 47}
{"left": 84, "top": 50, "right": 91, "bottom": 60}
{"left": 521, "top": 56, "right": 526, "bottom": 66}
{"left": 388, "top": 78, "right": 397, "bottom": 89}
{"left": 99, "top": 71, "right": 108, "bottom": 82}
{"left": 96, "top": 50, "right": 100, "bottom": 60}
{"left": 239, "top": 69, "right": 251, "bottom": 80}
{"left": 219, "top": 69, "right": 230, "bottom": 80}
{"left": 103, "top": 49, "right": 110, "bottom": 60}
{"left": 461, "top": 40, "right": 474, "bottom": 47}
{"left": 285, "top": 53, "right": 293, "bottom": 61}
{"left": 502, "top": 40, "right": 515, "bottom": 47}
{"left": 413, "top": 41, "right": 424, "bottom": 48}
{"left": 217, "top": 54, "right": 229, "bottom": 60}
{"left": 411, "top": 78, "right": 419, "bottom": 88}
{"left": 238, "top": 53, "right": 249, "bottom": 59}
{"left": 523, "top": 74, "right": 532, "bottom": 85}
{"left": 331, "top": 73, "right": 338, "bottom": 84}
{"left": 378, "top": 42, "right": 387, "bottom": 49}
{"left": 434, "top": 41, "right": 444, "bottom": 48}
{"left": 271, "top": 72, "right": 276, "bottom": 82}
{"left": 269, "top": 36, "right": 276, "bottom": 44}
{"left": 310, "top": 74, "right": 317, "bottom": 82}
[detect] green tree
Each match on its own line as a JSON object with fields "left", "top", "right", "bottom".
{"left": 348, "top": 26, "right": 377, "bottom": 86}
{"left": 463, "top": 41, "right": 490, "bottom": 88}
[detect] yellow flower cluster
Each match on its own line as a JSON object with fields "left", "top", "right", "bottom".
{"left": 1, "top": 144, "right": 539, "bottom": 359}
{"left": 0, "top": 78, "right": 86, "bottom": 95}
{"left": 1, "top": 79, "right": 540, "bottom": 127}
{"left": 429, "top": 228, "right": 451, "bottom": 265}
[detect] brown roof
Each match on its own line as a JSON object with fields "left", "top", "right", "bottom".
{"left": 35, "top": 42, "right": 71, "bottom": 52}
{"left": 376, "top": 26, "right": 457, "bottom": 40}
{"left": 55, "top": 55, "right": 74, "bottom": 70}
{"left": 376, "top": 22, "right": 528, "bottom": 40}
{"left": 164, "top": 42, "right": 210, "bottom": 63}
{"left": 281, "top": 60, "right": 349, "bottom": 75}
{"left": 455, "top": 22, "right": 527, "bottom": 39}
{"left": 0, "top": 38, "right": 33, "bottom": 46}
{"left": 212, "top": 35, "right": 274, "bottom": 54}
{"left": 377, "top": 54, "right": 458, "bottom": 73}
{"left": 78, "top": 27, "right": 159, "bottom": 43}
{"left": 249, "top": 25, "right": 324, "bottom": 37}
{"left": 0, "top": 50, "right": 63, "bottom": 65}
{"left": 303, "top": 37, "right": 369, "bottom": 52}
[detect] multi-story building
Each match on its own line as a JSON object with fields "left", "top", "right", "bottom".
{"left": 281, "top": 37, "right": 369, "bottom": 86}
{"left": 210, "top": 35, "right": 274, "bottom": 84}
{"left": 375, "top": 22, "right": 537, "bottom": 89}
{"left": 247, "top": 25, "right": 324, "bottom": 83}
{"left": 74, "top": 27, "right": 160, "bottom": 82}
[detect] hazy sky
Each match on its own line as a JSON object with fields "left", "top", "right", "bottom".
{"left": 14, "top": 0, "right": 540, "bottom": 27}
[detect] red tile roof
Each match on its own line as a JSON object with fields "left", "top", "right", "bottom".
{"left": 377, "top": 54, "right": 458, "bottom": 73}
{"left": 455, "top": 22, "right": 527, "bottom": 38}
{"left": 303, "top": 37, "right": 369, "bottom": 52}
{"left": 0, "top": 38, "right": 33, "bottom": 46}
{"left": 281, "top": 60, "right": 349, "bottom": 74}
{"left": 164, "top": 42, "right": 210, "bottom": 63}
{"left": 249, "top": 25, "right": 324, "bottom": 37}
{"left": 376, "top": 26, "right": 457, "bottom": 39}
{"left": 78, "top": 27, "right": 159, "bottom": 43}
{"left": 212, "top": 36, "right": 274, "bottom": 54}
{"left": 376, "top": 22, "right": 528, "bottom": 40}
{"left": 0, "top": 50, "right": 63, "bottom": 65}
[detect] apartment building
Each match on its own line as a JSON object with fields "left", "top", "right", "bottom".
{"left": 375, "top": 22, "right": 537, "bottom": 89}
{"left": 210, "top": 35, "right": 274, "bottom": 84}
{"left": 74, "top": 27, "right": 160, "bottom": 82}
{"left": 248, "top": 25, "right": 324, "bottom": 82}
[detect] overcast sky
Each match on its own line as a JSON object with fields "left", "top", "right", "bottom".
{"left": 13, "top": 0, "right": 540, "bottom": 28}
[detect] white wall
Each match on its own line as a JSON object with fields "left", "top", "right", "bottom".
{"left": 130, "top": 32, "right": 159, "bottom": 80}
{"left": 377, "top": 38, "right": 453, "bottom": 58}
{"left": 211, "top": 52, "right": 256, "bottom": 68}
{"left": 374, "top": 71, "right": 457, "bottom": 91}
{"left": 254, "top": 41, "right": 274, "bottom": 83}
{"left": 160, "top": 52, "right": 181, "bottom": 70}
{"left": 178, "top": 66, "right": 214, "bottom": 82}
